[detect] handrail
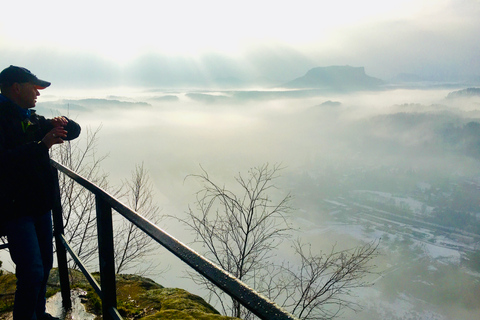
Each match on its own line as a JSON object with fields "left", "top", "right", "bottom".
{"left": 50, "top": 159, "right": 298, "bottom": 320}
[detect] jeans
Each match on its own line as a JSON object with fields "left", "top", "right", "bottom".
{"left": 6, "top": 212, "right": 53, "bottom": 320}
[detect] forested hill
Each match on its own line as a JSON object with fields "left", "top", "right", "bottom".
{"left": 446, "top": 87, "right": 480, "bottom": 99}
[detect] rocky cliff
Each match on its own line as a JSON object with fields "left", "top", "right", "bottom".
{"left": 0, "top": 269, "right": 240, "bottom": 320}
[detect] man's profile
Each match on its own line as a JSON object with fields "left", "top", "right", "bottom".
{"left": 0, "top": 65, "right": 81, "bottom": 320}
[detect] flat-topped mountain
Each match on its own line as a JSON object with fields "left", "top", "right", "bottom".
{"left": 282, "top": 65, "right": 384, "bottom": 90}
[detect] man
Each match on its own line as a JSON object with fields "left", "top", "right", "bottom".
{"left": 0, "top": 66, "right": 81, "bottom": 320}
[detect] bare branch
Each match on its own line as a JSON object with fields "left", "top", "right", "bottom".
{"left": 177, "top": 164, "right": 380, "bottom": 319}
{"left": 51, "top": 127, "right": 164, "bottom": 277}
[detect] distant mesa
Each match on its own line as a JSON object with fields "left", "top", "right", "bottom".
{"left": 319, "top": 100, "right": 342, "bottom": 107}
{"left": 281, "top": 66, "right": 384, "bottom": 91}
{"left": 446, "top": 87, "right": 480, "bottom": 99}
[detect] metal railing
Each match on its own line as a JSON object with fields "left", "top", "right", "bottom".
{"left": 50, "top": 159, "right": 298, "bottom": 320}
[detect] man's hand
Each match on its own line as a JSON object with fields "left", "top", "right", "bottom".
{"left": 51, "top": 116, "right": 68, "bottom": 128}
{"left": 41, "top": 127, "right": 68, "bottom": 149}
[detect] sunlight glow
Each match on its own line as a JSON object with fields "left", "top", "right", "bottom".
{"left": 1, "top": 0, "right": 426, "bottom": 62}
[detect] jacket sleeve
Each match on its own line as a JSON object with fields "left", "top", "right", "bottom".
{"left": 63, "top": 117, "right": 81, "bottom": 141}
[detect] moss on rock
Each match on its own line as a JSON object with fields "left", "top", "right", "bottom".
{"left": 0, "top": 269, "right": 240, "bottom": 320}
{"left": 139, "top": 288, "right": 239, "bottom": 320}
{"left": 143, "top": 309, "right": 239, "bottom": 320}
{"left": 142, "top": 288, "right": 218, "bottom": 314}
{"left": 114, "top": 281, "right": 239, "bottom": 319}
{"left": 0, "top": 272, "right": 16, "bottom": 313}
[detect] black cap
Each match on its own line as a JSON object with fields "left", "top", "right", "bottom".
{"left": 0, "top": 65, "right": 51, "bottom": 89}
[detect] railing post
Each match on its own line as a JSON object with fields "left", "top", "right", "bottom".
{"left": 96, "top": 196, "right": 117, "bottom": 320}
{"left": 52, "top": 168, "right": 72, "bottom": 311}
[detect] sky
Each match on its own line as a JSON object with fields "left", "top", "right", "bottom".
{"left": 1, "top": 0, "right": 480, "bottom": 87}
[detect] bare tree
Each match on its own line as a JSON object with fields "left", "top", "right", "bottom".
{"left": 114, "top": 162, "right": 162, "bottom": 274}
{"left": 51, "top": 126, "right": 162, "bottom": 274}
{"left": 179, "top": 164, "right": 379, "bottom": 319}
{"left": 179, "top": 163, "right": 293, "bottom": 319}
{"left": 51, "top": 125, "right": 109, "bottom": 268}
{"left": 261, "top": 240, "right": 379, "bottom": 320}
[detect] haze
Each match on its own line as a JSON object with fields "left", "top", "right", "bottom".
{"left": 1, "top": 0, "right": 480, "bottom": 85}
{"left": 23, "top": 84, "right": 478, "bottom": 320}
{"left": 2, "top": 1, "right": 480, "bottom": 319}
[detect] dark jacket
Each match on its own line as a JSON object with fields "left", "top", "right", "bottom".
{"left": 0, "top": 96, "right": 81, "bottom": 223}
